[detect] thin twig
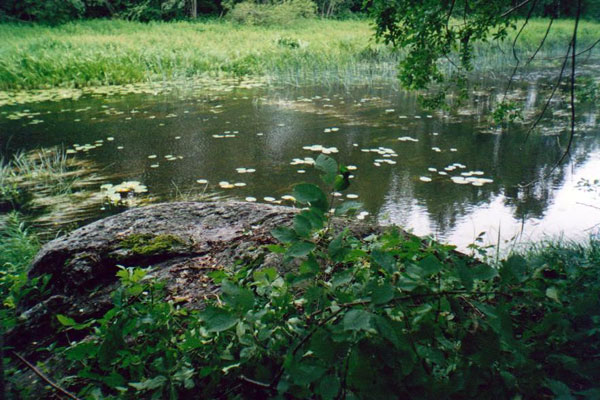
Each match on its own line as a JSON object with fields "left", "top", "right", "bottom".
{"left": 548, "top": 0, "right": 581, "bottom": 170}
{"left": 577, "top": 202, "right": 600, "bottom": 211}
{"left": 524, "top": 16, "right": 555, "bottom": 66}
{"left": 12, "top": 352, "right": 81, "bottom": 400}
{"left": 536, "top": 36, "right": 600, "bottom": 61}
{"left": 239, "top": 375, "right": 272, "bottom": 389}
{"left": 501, "top": 0, "right": 534, "bottom": 18}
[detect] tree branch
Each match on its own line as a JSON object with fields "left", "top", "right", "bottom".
{"left": 12, "top": 352, "right": 81, "bottom": 400}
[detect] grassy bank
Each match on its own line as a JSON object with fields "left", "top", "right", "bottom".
{"left": 0, "top": 18, "right": 599, "bottom": 90}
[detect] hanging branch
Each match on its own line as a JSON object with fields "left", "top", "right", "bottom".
{"left": 520, "top": 0, "right": 582, "bottom": 188}
{"left": 501, "top": 0, "right": 534, "bottom": 18}
{"left": 522, "top": 39, "right": 572, "bottom": 144}
{"left": 552, "top": 0, "right": 582, "bottom": 168}
{"left": 503, "top": 0, "right": 539, "bottom": 99}
{"left": 524, "top": 15, "right": 555, "bottom": 66}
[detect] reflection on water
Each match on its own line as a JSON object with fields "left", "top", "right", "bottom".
{"left": 1, "top": 79, "right": 599, "bottom": 251}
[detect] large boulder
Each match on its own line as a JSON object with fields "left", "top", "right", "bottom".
{"left": 9, "top": 201, "right": 305, "bottom": 350}
{"left": 10, "top": 201, "right": 393, "bottom": 354}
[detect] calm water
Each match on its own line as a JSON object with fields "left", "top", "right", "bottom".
{"left": 1, "top": 79, "right": 599, "bottom": 251}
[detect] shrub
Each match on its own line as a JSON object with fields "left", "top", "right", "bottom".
{"left": 227, "top": 0, "right": 316, "bottom": 25}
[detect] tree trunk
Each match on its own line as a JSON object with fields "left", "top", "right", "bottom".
{"left": 190, "top": 0, "right": 197, "bottom": 19}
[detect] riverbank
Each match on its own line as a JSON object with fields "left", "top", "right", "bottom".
{"left": 1, "top": 18, "right": 599, "bottom": 90}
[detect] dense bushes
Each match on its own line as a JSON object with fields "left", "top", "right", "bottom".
{"left": 226, "top": 0, "right": 316, "bottom": 25}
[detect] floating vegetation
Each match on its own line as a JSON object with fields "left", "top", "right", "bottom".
{"left": 431, "top": 147, "right": 442, "bottom": 152}
{"left": 245, "top": 197, "right": 257, "bottom": 202}
{"left": 0, "top": 148, "right": 117, "bottom": 235}
{"left": 100, "top": 181, "right": 148, "bottom": 207}
{"left": 419, "top": 176, "right": 432, "bottom": 182}
{"left": 302, "top": 145, "right": 339, "bottom": 154}
{"left": 236, "top": 167, "right": 256, "bottom": 174}
{"left": 281, "top": 195, "right": 296, "bottom": 202}
{"left": 291, "top": 157, "right": 315, "bottom": 166}
{"left": 218, "top": 181, "right": 235, "bottom": 189}
{"left": 398, "top": 136, "right": 419, "bottom": 142}
{"left": 196, "top": 179, "right": 208, "bottom": 184}
{"left": 264, "top": 196, "right": 276, "bottom": 202}
{"left": 346, "top": 194, "right": 359, "bottom": 199}
{"left": 356, "top": 211, "right": 369, "bottom": 220}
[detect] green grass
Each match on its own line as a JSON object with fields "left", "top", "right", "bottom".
{"left": 0, "top": 18, "right": 598, "bottom": 90}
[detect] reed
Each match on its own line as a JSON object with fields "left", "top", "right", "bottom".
{"left": 0, "top": 18, "right": 597, "bottom": 90}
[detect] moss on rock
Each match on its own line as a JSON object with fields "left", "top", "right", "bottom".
{"left": 120, "top": 233, "right": 185, "bottom": 256}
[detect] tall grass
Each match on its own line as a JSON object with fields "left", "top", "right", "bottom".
{"left": 1, "top": 18, "right": 598, "bottom": 90}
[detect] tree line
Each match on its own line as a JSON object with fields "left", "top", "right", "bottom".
{"left": 2, "top": 0, "right": 599, "bottom": 25}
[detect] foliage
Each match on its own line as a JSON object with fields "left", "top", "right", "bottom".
{"left": 2, "top": 18, "right": 599, "bottom": 90}
{"left": 367, "top": 0, "right": 599, "bottom": 107}
{"left": 226, "top": 0, "right": 316, "bottom": 25}
{"left": 0, "top": 212, "right": 46, "bottom": 331}
{"left": 49, "top": 155, "right": 600, "bottom": 399}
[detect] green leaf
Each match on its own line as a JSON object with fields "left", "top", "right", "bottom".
{"left": 129, "top": 375, "right": 167, "bottom": 391}
{"left": 304, "top": 208, "right": 325, "bottom": 230}
{"left": 288, "top": 361, "right": 327, "bottom": 386}
{"left": 200, "top": 307, "right": 239, "bottom": 333}
{"left": 328, "top": 231, "right": 346, "bottom": 262}
{"left": 371, "top": 250, "right": 396, "bottom": 274}
{"left": 253, "top": 267, "right": 278, "bottom": 283}
{"left": 333, "top": 173, "right": 350, "bottom": 192}
{"left": 343, "top": 309, "right": 373, "bottom": 331}
{"left": 65, "top": 341, "right": 98, "bottom": 361}
{"left": 471, "top": 263, "right": 498, "bottom": 281}
{"left": 419, "top": 255, "right": 443, "bottom": 276}
{"left": 371, "top": 282, "right": 394, "bottom": 305}
{"left": 546, "top": 286, "right": 561, "bottom": 303}
{"left": 455, "top": 260, "right": 473, "bottom": 290}
{"left": 317, "top": 374, "right": 341, "bottom": 399}
{"left": 334, "top": 201, "right": 362, "bottom": 216}
{"left": 315, "top": 154, "right": 338, "bottom": 185}
{"left": 545, "top": 379, "right": 575, "bottom": 399}
{"left": 56, "top": 314, "right": 76, "bottom": 326}
{"left": 293, "top": 214, "right": 313, "bottom": 237}
{"left": 500, "top": 255, "right": 529, "bottom": 283}
{"left": 98, "top": 322, "right": 125, "bottom": 369}
{"left": 293, "top": 183, "right": 328, "bottom": 213}
{"left": 287, "top": 241, "right": 315, "bottom": 258}
{"left": 221, "top": 280, "right": 255, "bottom": 312}
{"left": 266, "top": 244, "right": 286, "bottom": 254}
{"left": 299, "top": 254, "right": 320, "bottom": 276}
{"left": 271, "top": 226, "right": 297, "bottom": 243}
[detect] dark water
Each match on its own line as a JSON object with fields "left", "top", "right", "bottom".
{"left": 1, "top": 80, "right": 599, "bottom": 251}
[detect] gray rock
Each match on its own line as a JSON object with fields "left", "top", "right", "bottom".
{"left": 10, "top": 201, "right": 304, "bottom": 350}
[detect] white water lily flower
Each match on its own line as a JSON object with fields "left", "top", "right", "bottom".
{"left": 419, "top": 176, "right": 432, "bottom": 182}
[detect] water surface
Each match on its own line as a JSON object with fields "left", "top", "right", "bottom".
{"left": 2, "top": 78, "right": 599, "bottom": 251}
